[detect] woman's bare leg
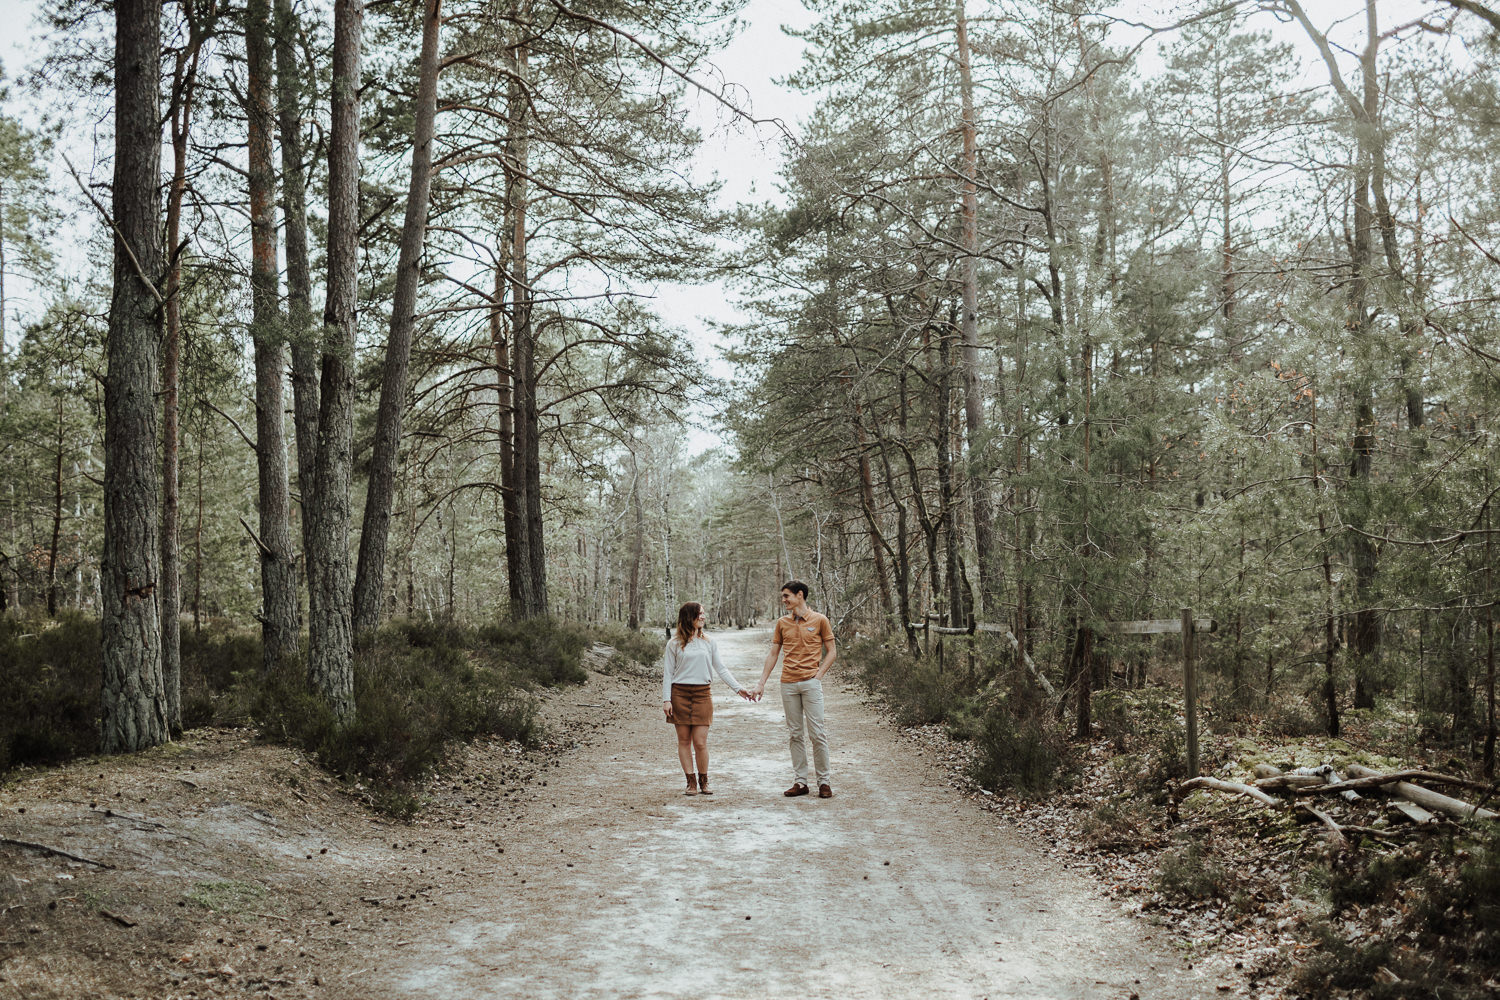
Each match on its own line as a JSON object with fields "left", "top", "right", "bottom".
{"left": 691, "top": 726, "right": 710, "bottom": 791}
{"left": 675, "top": 724, "right": 695, "bottom": 774}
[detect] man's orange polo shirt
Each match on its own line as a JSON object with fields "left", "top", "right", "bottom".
{"left": 774, "top": 611, "right": 833, "bottom": 683}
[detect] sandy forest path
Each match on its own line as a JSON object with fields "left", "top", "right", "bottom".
{"left": 1, "top": 629, "right": 1240, "bottom": 1000}
{"left": 373, "top": 627, "right": 1210, "bottom": 1000}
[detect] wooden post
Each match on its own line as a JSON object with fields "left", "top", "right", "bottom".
{"left": 1183, "top": 607, "right": 1199, "bottom": 777}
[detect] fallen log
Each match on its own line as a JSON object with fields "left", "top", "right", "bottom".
{"left": 1256, "top": 763, "right": 1361, "bottom": 801}
{"left": 1388, "top": 800, "right": 1436, "bottom": 825}
{"left": 1174, "top": 776, "right": 1280, "bottom": 807}
{"left": 1296, "top": 803, "right": 1349, "bottom": 849}
{"left": 1255, "top": 774, "right": 1330, "bottom": 791}
{"left": 1344, "top": 764, "right": 1497, "bottom": 821}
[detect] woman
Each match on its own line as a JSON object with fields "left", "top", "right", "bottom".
{"left": 662, "top": 601, "right": 754, "bottom": 795}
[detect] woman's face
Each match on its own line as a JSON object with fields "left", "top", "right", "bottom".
{"left": 695, "top": 612, "right": 706, "bottom": 628}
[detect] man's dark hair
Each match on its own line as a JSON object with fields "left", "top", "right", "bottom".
{"left": 781, "top": 580, "right": 809, "bottom": 598}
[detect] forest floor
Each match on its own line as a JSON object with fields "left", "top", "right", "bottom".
{"left": 1, "top": 627, "right": 1355, "bottom": 1000}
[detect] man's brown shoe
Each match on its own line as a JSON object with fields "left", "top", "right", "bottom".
{"left": 783, "top": 783, "right": 809, "bottom": 797}
{"left": 818, "top": 784, "right": 833, "bottom": 798}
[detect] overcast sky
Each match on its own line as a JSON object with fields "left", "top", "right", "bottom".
{"left": 0, "top": 0, "right": 1471, "bottom": 441}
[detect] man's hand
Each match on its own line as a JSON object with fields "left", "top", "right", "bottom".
{"left": 662, "top": 699, "right": 673, "bottom": 720}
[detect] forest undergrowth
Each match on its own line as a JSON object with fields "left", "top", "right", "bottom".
{"left": 851, "top": 637, "right": 1500, "bottom": 1000}
{"left": 0, "top": 614, "right": 663, "bottom": 816}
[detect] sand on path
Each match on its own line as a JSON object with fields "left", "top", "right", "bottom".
{"left": 374, "top": 627, "right": 1216, "bottom": 1000}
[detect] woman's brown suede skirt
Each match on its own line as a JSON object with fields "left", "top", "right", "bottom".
{"left": 670, "top": 683, "right": 713, "bottom": 726}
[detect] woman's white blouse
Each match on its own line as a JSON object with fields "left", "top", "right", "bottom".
{"left": 661, "top": 636, "right": 746, "bottom": 702}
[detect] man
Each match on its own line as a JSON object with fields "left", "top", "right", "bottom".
{"left": 753, "top": 580, "right": 837, "bottom": 798}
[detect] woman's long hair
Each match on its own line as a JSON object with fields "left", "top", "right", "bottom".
{"left": 674, "top": 602, "right": 705, "bottom": 648}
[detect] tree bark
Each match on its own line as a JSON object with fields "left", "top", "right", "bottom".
{"left": 247, "top": 0, "right": 299, "bottom": 676}
{"left": 626, "top": 460, "right": 643, "bottom": 630}
{"left": 274, "top": 0, "right": 319, "bottom": 591}
{"left": 1311, "top": 385, "right": 1341, "bottom": 737}
{"left": 1287, "top": 0, "right": 1385, "bottom": 710}
{"left": 354, "top": 0, "right": 443, "bottom": 636}
{"left": 307, "top": 0, "right": 363, "bottom": 720}
{"left": 935, "top": 316, "right": 966, "bottom": 630}
{"left": 502, "top": 17, "right": 547, "bottom": 618}
{"left": 160, "top": 0, "right": 209, "bottom": 735}
{"left": 492, "top": 252, "right": 533, "bottom": 618}
{"left": 953, "top": 0, "right": 995, "bottom": 617}
{"left": 47, "top": 399, "right": 62, "bottom": 617}
{"left": 101, "top": 0, "right": 169, "bottom": 754}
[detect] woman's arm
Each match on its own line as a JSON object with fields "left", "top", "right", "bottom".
{"left": 661, "top": 640, "right": 677, "bottom": 705}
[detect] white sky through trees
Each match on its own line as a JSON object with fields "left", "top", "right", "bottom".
{"left": 0, "top": 0, "right": 1471, "bottom": 442}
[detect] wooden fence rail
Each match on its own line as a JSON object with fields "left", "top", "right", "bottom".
{"left": 908, "top": 609, "right": 1215, "bottom": 776}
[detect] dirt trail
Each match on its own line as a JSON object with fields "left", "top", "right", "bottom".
{"left": 370, "top": 628, "right": 1217, "bottom": 1000}
{"left": 1, "top": 631, "right": 1242, "bottom": 999}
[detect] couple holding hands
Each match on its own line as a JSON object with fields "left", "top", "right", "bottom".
{"left": 661, "top": 581, "right": 836, "bottom": 799}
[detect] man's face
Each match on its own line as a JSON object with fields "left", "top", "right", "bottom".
{"left": 781, "top": 588, "right": 802, "bottom": 612}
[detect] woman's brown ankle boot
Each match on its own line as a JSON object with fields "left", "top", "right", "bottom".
{"left": 697, "top": 772, "right": 712, "bottom": 795}
{"left": 684, "top": 773, "right": 699, "bottom": 796}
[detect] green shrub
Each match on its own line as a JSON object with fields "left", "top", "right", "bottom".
{"left": 247, "top": 616, "right": 608, "bottom": 809}
{"left": 1410, "top": 836, "right": 1500, "bottom": 958}
{"left": 587, "top": 621, "right": 663, "bottom": 668}
{"left": 0, "top": 612, "right": 100, "bottom": 770}
{"left": 475, "top": 617, "right": 591, "bottom": 686}
{"left": 1291, "top": 920, "right": 1393, "bottom": 995}
{"left": 180, "top": 628, "right": 264, "bottom": 728}
{"left": 3, "top": 611, "right": 592, "bottom": 815}
{"left": 1080, "top": 798, "right": 1150, "bottom": 850}
{"left": 1331, "top": 848, "right": 1427, "bottom": 913}
{"left": 252, "top": 622, "right": 546, "bottom": 794}
{"left": 1155, "top": 841, "right": 1228, "bottom": 901}
{"left": 852, "top": 638, "right": 973, "bottom": 727}
{"left": 1296, "top": 836, "right": 1500, "bottom": 999}
{"left": 968, "top": 708, "right": 1070, "bottom": 795}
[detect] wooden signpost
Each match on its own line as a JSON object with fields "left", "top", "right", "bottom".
{"left": 909, "top": 607, "right": 1215, "bottom": 777}
{"left": 1099, "top": 609, "right": 1213, "bottom": 777}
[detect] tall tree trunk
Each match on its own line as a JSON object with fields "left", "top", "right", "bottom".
{"left": 354, "top": 0, "right": 443, "bottom": 636}
{"left": 1311, "top": 384, "right": 1341, "bottom": 737}
{"left": 626, "top": 463, "right": 643, "bottom": 630}
{"left": 1075, "top": 340, "right": 1095, "bottom": 738}
{"left": 193, "top": 414, "right": 204, "bottom": 632}
{"left": 661, "top": 489, "right": 674, "bottom": 627}
{"left": 307, "top": 0, "right": 362, "bottom": 720}
{"left": 101, "top": 0, "right": 169, "bottom": 754}
{"left": 501, "top": 14, "right": 545, "bottom": 618}
{"left": 507, "top": 25, "right": 549, "bottom": 617}
{"left": 275, "top": 0, "right": 319, "bottom": 594}
{"left": 1288, "top": 0, "right": 1384, "bottom": 710}
{"left": 492, "top": 255, "right": 532, "bottom": 618}
{"left": 160, "top": 0, "right": 208, "bottom": 735}
{"left": 1486, "top": 512, "right": 1495, "bottom": 778}
{"left": 935, "top": 317, "right": 966, "bottom": 629}
{"left": 47, "top": 399, "right": 62, "bottom": 617}
{"left": 852, "top": 399, "right": 895, "bottom": 624}
{"left": 247, "top": 0, "right": 298, "bottom": 676}
{"left": 954, "top": 0, "right": 995, "bottom": 616}
{"left": 1347, "top": 0, "right": 1385, "bottom": 707}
